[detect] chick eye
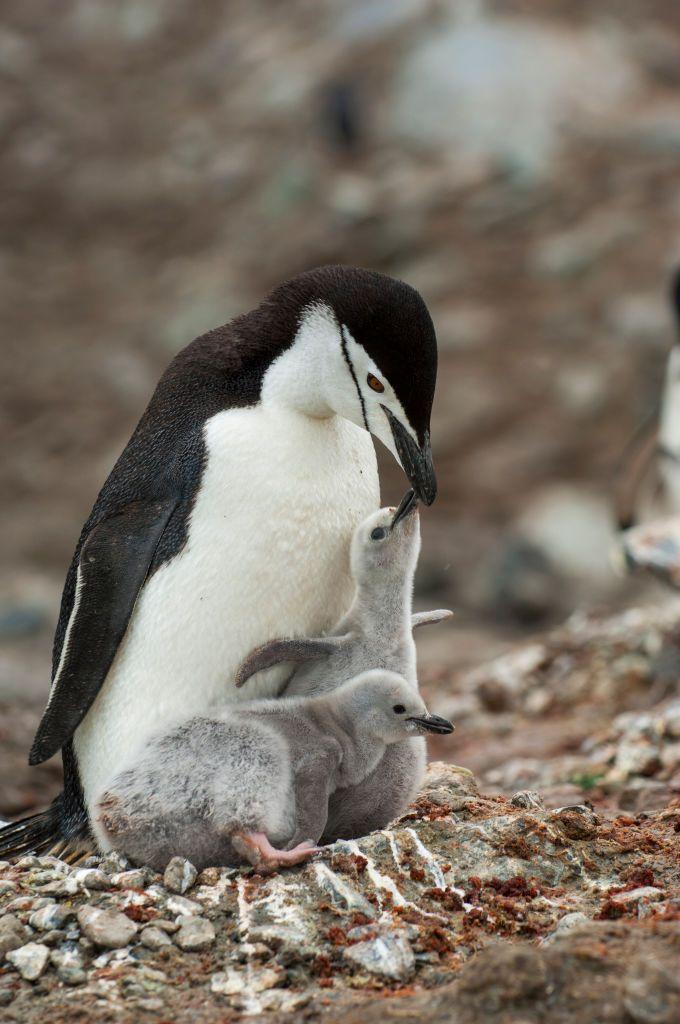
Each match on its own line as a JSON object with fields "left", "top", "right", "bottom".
{"left": 393, "top": 704, "right": 406, "bottom": 714}
{"left": 367, "top": 373, "right": 385, "bottom": 393}
{"left": 370, "top": 527, "right": 387, "bottom": 541}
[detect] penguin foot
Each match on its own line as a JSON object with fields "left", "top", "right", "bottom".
{"left": 232, "top": 831, "right": 319, "bottom": 872}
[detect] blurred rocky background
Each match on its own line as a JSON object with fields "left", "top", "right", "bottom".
{"left": 2, "top": 1, "right": 680, "bottom": 820}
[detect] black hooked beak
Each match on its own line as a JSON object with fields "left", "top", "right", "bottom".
{"left": 391, "top": 489, "right": 419, "bottom": 530}
{"left": 407, "top": 714, "right": 455, "bottom": 735}
{"left": 382, "top": 407, "right": 437, "bottom": 505}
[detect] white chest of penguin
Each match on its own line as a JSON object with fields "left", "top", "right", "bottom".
{"left": 75, "top": 404, "right": 379, "bottom": 815}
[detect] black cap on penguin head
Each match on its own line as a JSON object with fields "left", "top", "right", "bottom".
{"left": 270, "top": 265, "right": 438, "bottom": 505}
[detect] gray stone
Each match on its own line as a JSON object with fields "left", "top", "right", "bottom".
{"left": 0, "top": 913, "right": 30, "bottom": 954}
{"left": 140, "top": 926, "right": 173, "bottom": 949}
{"left": 71, "top": 867, "right": 110, "bottom": 890}
{"left": 111, "top": 868, "right": 148, "bottom": 889}
{"left": 166, "top": 894, "right": 202, "bottom": 917}
{"left": 543, "top": 912, "right": 589, "bottom": 943}
{"left": 6, "top": 941, "right": 50, "bottom": 981}
{"left": 174, "top": 915, "right": 215, "bottom": 951}
{"left": 343, "top": 930, "right": 415, "bottom": 981}
{"left": 511, "top": 790, "right": 546, "bottom": 810}
{"left": 100, "top": 852, "right": 131, "bottom": 874}
{"left": 29, "top": 903, "right": 75, "bottom": 931}
{"left": 77, "top": 905, "right": 138, "bottom": 948}
{"left": 50, "top": 947, "right": 86, "bottom": 985}
{"left": 163, "top": 857, "right": 197, "bottom": 895}
{"left": 391, "top": 16, "right": 637, "bottom": 179}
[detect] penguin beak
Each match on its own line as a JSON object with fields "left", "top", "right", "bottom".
{"left": 407, "top": 714, "right": 455, "bottom": 735}
{"left": 382, "top": 407, "right": 437, "bottom": 505}
{"left": 391, "top": 489, "right": 419, "bottom": 529}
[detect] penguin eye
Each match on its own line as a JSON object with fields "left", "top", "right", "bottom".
{"left": 367, "top": 373, "right": 385, "bottom": 393}
{"left": 393, "top": 704, "right": 406, "bottom": 714}
{"left": 370, "top": 527, "right": 387, "bottom": 541}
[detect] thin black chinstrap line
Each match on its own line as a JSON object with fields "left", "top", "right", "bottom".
{"left": 340, "top": 326, "right": 369, "bottom": 432}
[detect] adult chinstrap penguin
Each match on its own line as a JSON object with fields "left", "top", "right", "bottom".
{"left": 0, "top": 265, "right": 439, "bottom": 858}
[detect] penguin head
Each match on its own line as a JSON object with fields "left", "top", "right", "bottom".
{"left": 262, "top": 266, "right": 438, "bottom": 504}
{"left": 350, "top": 491, "right": 421, "bottom": 586}
{"left": 342, "top": 669, "right": 454, "bottom": 742}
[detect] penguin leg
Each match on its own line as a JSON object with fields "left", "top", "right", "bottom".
{"left": 231, "top": 832, "right": 319, "bottom": 872}
{"left": 234, "top": 636, "right": 346, "bottom": 688}
{"left": 287, "top": 765, "right": 331, "bottom": 851}
{"left": 411, "top": 609, "right": 453, "bottom": 629}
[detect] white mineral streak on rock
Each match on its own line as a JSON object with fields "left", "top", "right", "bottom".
{"left": 312, "top": 862, "right": 376, "bottom": 916}
{"left": 254, "top": 877, "right": 312, "bottom": 947}
{"left": 343, "top": 839, "right": 407, "bottom": 909}
{"left": 404, "top": 827, "right": 452, "bottom": 892}
{"left": 235, "top": 875, "right": 265, "bottom": 1016}
{"left": 383, "top": 830, "right": 403, "bottom": 869}
{"left": 341, "top": 838, "right": 448, "bottom": 923}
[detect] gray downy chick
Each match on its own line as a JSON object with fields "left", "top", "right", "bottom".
{"left": 95, "top": 670, "right": 453, "bottom": 872}
{"left": 234, "top": 491, "right": 452, "bottom": 841}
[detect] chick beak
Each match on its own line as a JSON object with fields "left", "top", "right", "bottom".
{"left": 407, "top": 714, "right": 455, "bottom": 735}
{"left": 382, "top": 407, "right": 437, "bottom": 506}
{"left": 391, "top": 489, "right": 419, "bottom": 529}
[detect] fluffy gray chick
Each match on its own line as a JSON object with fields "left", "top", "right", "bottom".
{"left": 95, "top": 670, "right": 453, "bottom": 872}
{"left": 234, "top": 491, "right": 452, "bottom": 841}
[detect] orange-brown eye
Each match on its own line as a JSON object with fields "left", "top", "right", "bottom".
{"left": 367, "top": 373, "right": 385, "bottom": 393}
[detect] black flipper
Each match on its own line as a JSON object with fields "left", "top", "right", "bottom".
{"left": 234, "top": 636, "right": 345, "bottom": 689}
{"left": 29, "top": 498, "right": 177, "bottom": 766}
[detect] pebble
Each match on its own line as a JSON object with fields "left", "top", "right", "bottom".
{"left": 151, "top": 918, "right": 180, "bottom": 933}
{"left": 549, "top": 804, "right": 600, "bottom": 839}
{"left": 112, "top": 869, "right": 148, "bottom": 889}
{"left": 77, "top": 905, "right": 138, "bottom": 949}
{"left": 211, "top": 968, "right": 245, "bottom": 995}
{"left": 29, "top": 903, "right": 75, "bottom": 931}
{"left": 71, "top": 868, "right": 110, "bottom": 890}
{"left": 100, "top": 852, "right": 131, "bottom": 874}
{"left": 510, "top": 790, "right": 546, "bottom": 810}
{"left": 50, "top": 947, "right": 87, "bottom": 985}
{"left": 542, "top": 912, "right": 589, "bottom": 943}
{"left": 0, "top": 880, "right": 17, "bottom": 894}
{"left": 166, "top": 894, "right": 202, "bottom": 917}
{"left": 4, "top": 897, "right": 35, "bottom": 913}
{"left": 343, "top": 931, "right": 415, "bottom": 981}
{"left": 6, "top": 941, "right": 50, "bottom": 981}
{"left": 611, "top": 886, "right": 664, "bottom": 905}
{"left": 174, "top": 915, "right": 216, "bottom": 951}
{"left": 141, "top": 926, "right": 173, "bottom": 949}
{"left": 0, "top": 913, "right": 31, "bottom": 954}
{"left": 137, "top": 998, "right": 165, "bottom": 1012}
{"left": 15, "top": 856, "right": 40, "bottom": 869}
{"left": 164, "top": 857, "right": 197, "bottom": 894}
{"left": 211, "top": 965, "right": 281, "bottom": 995}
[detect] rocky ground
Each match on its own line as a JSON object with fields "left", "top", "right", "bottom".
{"left": 1, "top": 602, "right": 679, "bottom": 1023}
{"left": 0, "top": 763, "right": 677, "bottom": 1024}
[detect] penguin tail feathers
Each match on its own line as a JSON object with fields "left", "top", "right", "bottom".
{"left": 0, "top": 793, "right": 86, "bottom": 860}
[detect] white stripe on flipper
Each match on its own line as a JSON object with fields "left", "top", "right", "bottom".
{"left": 45, "top": 562, "right": 84, "bottom": 711}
